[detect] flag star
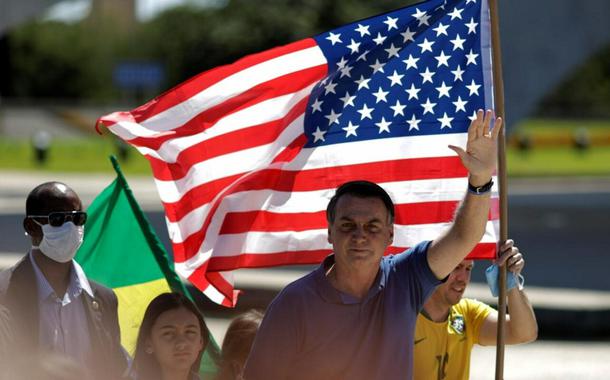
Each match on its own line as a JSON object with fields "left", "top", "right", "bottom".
{"left": 435, "top": 51, "right": 451, "bottom": 67}
{"left": 451, "top": 65, "right": 465, "bottom": 81}
{"left": 343, "top": 121, "right": 359, "bottom": 137}
{"left": 407, "top": 114, "right": 421, "bottom": 131}
{"left": 436, "top": 0, "right": 448, "bottom": 10}
{"left": 450, "top": 34, "right": 466, "bottom": 50}
{"left": 420, "top": 67, "right": 435, "bottom": 83}
{"left": 325, "top": 109, "right": 342, "bottom": 125}
{"left": 375, "top": 117, "right": 392, "bottom": 133}
{"left": 384, "top": 16, "right": 399, "bottom": 31}
{"left": 369, "top": 59, "right": 386, "bottom": 74}
{"left": 311, "top": 98, "right": 323, "bottom": 113}
{"left": 436, "top": 81, "right": 452, "bottom": 98}
{"left": 437, "top": 112, "right": 454, "bottom": 129}
{"left": 466, "top": 18, "right": 478, "bottom": 34}
{"left": 355, "top": 75, "right": 371, "bottom": 90}
{"left": 466, "top": 49, "right": 479, "bottom": 65}
{"left": 466, "top": 79, "right": 481, "bottom": 96}
{"left": 340, "top": 64, "right": 353, "bottom": 78}
{"left": 373, "top": 33, "right": 387, "bottom": 45}
{"left": 421, "top": 98, "right": 437, "bottom": 115}
{"left": 347, "top": 39, "right": 361, "bottom": 54}
{"left": 467, "top": 0, "right": 477, "bottom": 4}
{"left": 387, "top": 70, "right": 404, "bottom": 87}
{"left": 406, "top": 83, "right": 421, "bottom": 100}
{"left": 385, "top": 43, "right": 401, "bottom": 59}
{"left": 326, "top": 32, "right": 342, "bottom": 46}
{"left": 312, "top": 127, "right": 327, "bottom": 142}
{"left": 355, "top": 23, "right": 370, "bottom": 37}
{"left": 403, "top": 54, "right": 420, "bottom": 70}
{"left": 448, "top": 7, "right": 464, "bottom": 20}
{"left": 357, "top": 49, "right": 370, "bottom": 62}
{"left": 340, "top": 91, "right": 356, "bottom": 108}
{"left": 357, "top": 104, "right": 374, "bottom": 120}
{"left": 390, "top": 100, "right": 406, "bottom": 116}
{"left": 468, "top": 110, "right": 478, "bottom": 121}
{"left": 412, "top": 8, "right": 431, "bottom": 26}
{"left": 336, "top": 56, "right": 349, "bottom": 69}
{"left": 453, "top": 96, "right": 468, "bottom": 112}
{"left": 372, "top": 87, "right": 390, "bottom": 103}
{"left": 433, "top": 22, "right": 449, "bottom": 37}
{"left": 324, "top": 81, "right": 338, "bottom": 95}
{"left": 401, "top": 27, "right": 416, "bottom": 43}
{"left": 418, "top": 38, "right": 435, "bottom": 53}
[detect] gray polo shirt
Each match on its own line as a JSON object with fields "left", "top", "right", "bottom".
{"left": 244, "top": 240, "right": 441, "bottom": 380}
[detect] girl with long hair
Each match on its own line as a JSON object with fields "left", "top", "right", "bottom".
{"left": 131, "top": 292, "right": 216, "bottom": 380}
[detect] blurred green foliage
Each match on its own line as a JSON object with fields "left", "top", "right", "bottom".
{"left": 1, "top": 0, "right": 609, "bottom": 118}
{"left": 3, "top": 0, "right": 417, "bottom": 101}
{"left": 537, "top": 46, "right": 610, "bottom": 118}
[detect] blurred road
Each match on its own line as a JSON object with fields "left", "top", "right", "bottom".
{"left": 206, "top": 316, "right": 610, "bottom": 380}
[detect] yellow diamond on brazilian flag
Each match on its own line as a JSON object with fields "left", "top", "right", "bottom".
{"left": 75, "top": 156, "right": 218, "bottom": 378}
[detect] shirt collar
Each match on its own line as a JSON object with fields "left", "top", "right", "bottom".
{"left": 314, "top": 254, "right": 386, "bottom": 304}
{"left": 29, "top": 251, "right": 94, "bottom": 300}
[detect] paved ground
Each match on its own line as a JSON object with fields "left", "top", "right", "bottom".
{"left": 205, "top": 315, "right": 610, "bottom": 380}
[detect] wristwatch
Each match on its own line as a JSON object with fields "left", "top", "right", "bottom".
{"left": 468, "top": 179, "right": 494, "bottom": 194}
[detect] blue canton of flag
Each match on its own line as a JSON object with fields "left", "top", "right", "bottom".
{"left": 306, "top": 0, "right": 492, "bottom": 147}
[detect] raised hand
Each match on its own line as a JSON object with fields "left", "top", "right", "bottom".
{"left": 448, "top": 109, "right": 502, "bottom": 185}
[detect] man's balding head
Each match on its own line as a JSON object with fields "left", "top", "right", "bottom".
{"left": 25, "top": 182, "right": 82, "bottom": 216}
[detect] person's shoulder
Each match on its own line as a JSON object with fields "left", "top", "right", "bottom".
{"left": 453, "top": 298, "right": 493, "bottom": 316}
{"left": 385, "top": 240, "right": 432, "bottom": 266}
{"left": 88, "top": 279, "right": 115, "bottom": 296}
{"left": 0, "top": 255, "right": 31, "bottom": 295}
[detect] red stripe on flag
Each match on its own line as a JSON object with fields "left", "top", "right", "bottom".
{"left": 217, "top": 201, "right": 462, "bottom": 235}
{"left": 128, "top": 38, "right": 319, "bottom": 124}
{"left": 127, "top": 65, "right": 326, "bottom": 152}
{"left": 203, "top": 242, "right": 496, "bottom": 273}
{"left": 144, "top": 97, "right": 309, "bottom": 181}
{"left": 162, "top": 155, "right": 467, "bottom": 223}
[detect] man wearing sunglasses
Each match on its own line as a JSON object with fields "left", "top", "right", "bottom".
{"left": 0, "top": 181, "right": 127, "bottom": 380}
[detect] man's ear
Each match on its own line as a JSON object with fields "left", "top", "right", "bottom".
{"left": 327, "top": 227, "right": 333, "bottom": 244}
{"left": 23, "top": 217, "right": 41, "bottom": 240}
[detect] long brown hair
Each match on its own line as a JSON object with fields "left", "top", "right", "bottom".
{"left": 131, "top": 292, "right": 217, "bottom": 380}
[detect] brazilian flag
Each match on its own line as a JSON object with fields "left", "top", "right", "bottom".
{"left": 75, "top": 156, "right": 218, "bottom": 378}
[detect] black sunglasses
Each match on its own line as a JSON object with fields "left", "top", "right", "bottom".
{"left": 28, "top": 211, "right": 88, "bottom": 227}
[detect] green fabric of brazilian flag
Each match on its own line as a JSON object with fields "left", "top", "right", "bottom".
{"left": 75, "top": 156, "right": 218, "bottom": 378}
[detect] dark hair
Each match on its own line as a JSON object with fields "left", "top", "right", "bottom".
{"left": 25, "top": 181, "right": 80, "bottom": 215}
{"left": 215, "top": 310, "right": 264, "bottom": 380}
{"left": 131, "top": 292, "right": 218, "bottom": 380}
{"left": 326, "top": 181, "right": 395, "bottom": 224}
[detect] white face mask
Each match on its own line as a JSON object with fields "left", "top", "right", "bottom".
{"left": 32, "top": 221, "right": 84, "bottom": 263}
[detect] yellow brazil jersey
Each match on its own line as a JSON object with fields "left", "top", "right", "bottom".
{"left": 413, "top": 298, "right": 493, "bottom": 380}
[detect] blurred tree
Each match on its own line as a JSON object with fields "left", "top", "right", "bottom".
{"left": 537, "top": 44, "right": 610, "bottom": 118}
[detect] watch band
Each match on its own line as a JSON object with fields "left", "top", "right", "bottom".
{"left": 468, "top": 179, "right": 494, "bottom": 194}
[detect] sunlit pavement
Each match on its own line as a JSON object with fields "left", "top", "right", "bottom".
{"left": 206, "top": 316, "right": 610, "bottom": 380}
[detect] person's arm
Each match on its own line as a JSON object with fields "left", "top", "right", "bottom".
{"left": 478, "top": 240, "right": 538, "bottom": 346}
{"left": 427, "top": 109, "right": 502, "bottom": 279}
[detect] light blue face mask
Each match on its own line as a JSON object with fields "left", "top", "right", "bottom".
{"left": 485, "top": 264, "right": 525, "bottom": 297}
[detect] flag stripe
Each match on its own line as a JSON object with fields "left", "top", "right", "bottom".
{"left": 165, "top": 179, "right": 498, "bottom": 244}
{"left": 174, "top": 220, "right": 499, "bottom": 270}
{"left": 161, "top": 154, "right": 468, "bottom": 224}
{"left": 217, "top": 200, "right": 468, "bottom": 234}
{"left": 143, "top": 95, "right": 311, "bottom": 181}
{"left": 152, "top": 132, "right": 470, "bottom": 204}
{"left": 124, "top": 66, "right": 326, "bottom": 153}
{"left": 203, "top": 242, "right": 497, "bottom": 273}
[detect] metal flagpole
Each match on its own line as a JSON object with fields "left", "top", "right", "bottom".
{"left": 487, "top": 0, "right": 508, "bottom": 379}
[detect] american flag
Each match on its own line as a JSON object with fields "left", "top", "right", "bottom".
{"left": 98, "top": 0, "right": 499, "bottom": 307}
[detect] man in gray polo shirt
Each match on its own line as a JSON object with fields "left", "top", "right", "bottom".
{"left": 244, "top": 110, "right": 502, "bottom": 380}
